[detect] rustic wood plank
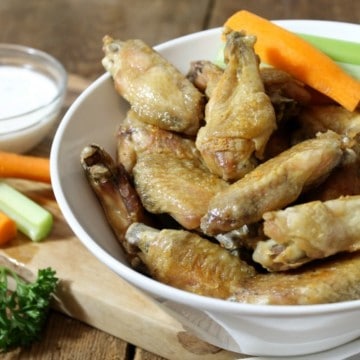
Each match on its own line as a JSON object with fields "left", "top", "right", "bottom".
{"left": 0, "top": 0, "right": 211, "bottom": 80}
{"left": 3, "top": 311, "right": 133, "bottom": 360}
{"left": 134, "top": 348, "right": 166, "bottom": 360}
{"left": 209, "top": 0, "right": 360, "bottom": 27}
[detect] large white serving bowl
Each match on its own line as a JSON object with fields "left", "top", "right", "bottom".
{"left": 50, "top": 20, "right": 360, "bottom": 357}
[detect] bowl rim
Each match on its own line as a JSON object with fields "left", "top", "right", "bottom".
{"left": 51, "top": 20, "right": 360, "bottom": 317}
{"left": 0, "top": 43, "right": 67, "bottom": 124}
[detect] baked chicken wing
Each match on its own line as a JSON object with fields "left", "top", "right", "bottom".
{"left": 253, "top": 195, "right": 360, "bottom": 271}
{"left": 80, "top": 144, "right": 148, "bottom": 269}
{"left": 195, "top": 30, "right": 276, "bottom": 181}
{"left": 126, "top": 223, "right": 256, "bottom": 299}
{"left": 102, "top": 36, "right": 204, "bottom": 135}
{"left": 231, "top": 251, "right": 360, "bottom": 305}
{"left": 201, "top": 131, "right": 345, "bottom": 235}
{"left": 126, "top": 223, "right": 360, "bottom": 305}
{"left": 117, "top": 111, "right": 228, "bottom": 230}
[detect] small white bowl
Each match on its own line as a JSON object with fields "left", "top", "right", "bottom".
{"left": 0, "top": 44, "right": 67, "bottom": 153}
{"left": 51, "top": 21, "right": 360, "bottom": 357}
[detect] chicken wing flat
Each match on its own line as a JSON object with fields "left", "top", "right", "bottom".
{"left": 126, "top": 223, "right": 256, "bottom": 299}
{"left": 117, "top": 111, "right": 228, "bottom": 230}
{"left": 126, "top": 223, "right": 360, "bottom": 305}
{"left": 231, "top": 251, "right": 360, "bottom": 305}
{"left": 80, "top": 144, "right": 148, "bottom": 269}
{"left": 253, "top": 195, "right": 360, "bottom": 271}
{"left": 201, "top": 131, "right": 345, "bottom": 236}
{"left": 102, "top": 36, "right": 204, "bottom": 135}
{"left": 195, "top": 30, "right": 277, "bottom": 181}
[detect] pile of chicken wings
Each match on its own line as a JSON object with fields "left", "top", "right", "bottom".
{"left": 80, "top": 30, "right": 360, "bottom": 305}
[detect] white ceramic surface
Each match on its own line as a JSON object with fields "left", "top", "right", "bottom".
{"left": 0, "top": 44, "right": 67, "bottom": 153}
{"left": 50, "top": 21, "right": 360, "bottom": 357}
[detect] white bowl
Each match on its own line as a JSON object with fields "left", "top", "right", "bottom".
{"left": 0, "top": 44, "right": 67, "bottom": 153}
{"left": 50, "top": 21, "right": 360, "bottom": 357}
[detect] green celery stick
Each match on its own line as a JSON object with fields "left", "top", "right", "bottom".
{"left": 297, "top": 33, "right": 360, "bottom": 65}
{"left": 0, "top": 182, "right": 53, "bottom": 241}
{"left": 213, "top": 45, "right": 226, "bottom": 69}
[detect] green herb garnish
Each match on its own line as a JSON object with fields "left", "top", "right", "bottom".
{"left": 0, "top": 266, "right": 58, "bottom": 352}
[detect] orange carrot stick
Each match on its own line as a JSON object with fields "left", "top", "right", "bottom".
{"left": 0, "top": 152, "right": 51, "bottom": 183}
{"left": 0, "top": 211, "right": 17, "bottom": 246}
{"left": 224, "top": 10, "right": 360, "bottom": 111}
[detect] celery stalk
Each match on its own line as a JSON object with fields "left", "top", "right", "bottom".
{"left": 297, "top": 33, "right": 360, "bottom": 65}
{"left": 0, "top": 182, "right": 53, "bottom": 241}
{"left": 214, "top": 45, "right": 226, "bottom": 69}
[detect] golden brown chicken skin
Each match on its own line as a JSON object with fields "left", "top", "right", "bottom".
{"left": 116, "top": 111, "right": 200, "bottom": 173}
{"left": 80, "top": 144, "right": 148, "bottom": 269}
{"left": 187, "top": 60, "right": 310, "bottom": 123}
{"left": 117, "top": 111, "right": 228, "bottom": 230}
{"left": 187, "top": 60, "right": 224, "bottom": 98}
{"left": 102, "top": 36, "right": 204, "bottom": 136}
{"left": 201, "top": 131, "right": 345, "bottom": 236}
{"left": 253, "top": 195, "right": 360, "bottom": 271}
{"left": 126, "top": 223, "right": 256, "bottom": 299}
{"left": 232, "top": 251, "right": 360, "bottom": 305}
{"left": 126, "top": 223, "right": 360, "bottom": 305}
{"left": 195, "top": 30, "right": 277, "bottom": 181}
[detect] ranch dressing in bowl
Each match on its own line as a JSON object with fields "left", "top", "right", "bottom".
{"left": 0, "top": 44, "right": 67, "bottom": 152}
{"left": 0, "top": 66, "right": 58, "bottom": 119}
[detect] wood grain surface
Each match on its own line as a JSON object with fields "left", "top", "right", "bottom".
{"left": 0, "top": 1, "right": 359, "bottom": 359}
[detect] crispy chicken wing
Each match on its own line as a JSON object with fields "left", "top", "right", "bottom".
{"left": 116, "top": 110, "right": 199, "bottom": 173}
{"left": 126, "top": 223, "right": 256, "bottom": 299}
{"left": 126, "top": 223, "right": 360, "bottom": 305}
{"left": 117, "top": 111, "right": 228, "bottom": 230}
{"left": 231, "top": 251, "right": 360, "bottom": 304}
{"left": 201, "top": 131, "right": 345, "bottom": 235}
{"left": 253, "top": 195, "right": 360, "bottom": 271}
{"left": 195, "top": 30, "right": 277, "bottom": 181}
{"left": 80, "top": 144, "right": 148, "bottom": 269}
{"left": 102, "top": 36, "right": 204, "bottom": 135}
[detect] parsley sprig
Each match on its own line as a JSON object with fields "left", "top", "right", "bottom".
{"left": 0, "top": 266, "right": 58, "bottom": 352}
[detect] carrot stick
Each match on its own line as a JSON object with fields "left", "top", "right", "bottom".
{"left": 0, "top": 152, "right": 51, "bottom": 183}
{"left": 0, "top": 211, "right": 17, "bottom": 246}
{"left": 224, "top": 10, "right": 360, "bottom": 111}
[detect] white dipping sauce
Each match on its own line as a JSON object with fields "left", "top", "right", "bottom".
{"left": 0, "top": 66, "right": 57, "bottom": 119}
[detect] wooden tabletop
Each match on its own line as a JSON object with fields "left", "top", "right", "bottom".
{"left": 1, "top": 1, "right": 359, "bottom": 359}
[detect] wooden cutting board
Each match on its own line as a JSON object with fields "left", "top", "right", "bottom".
{"left": 0, "top": 178, "right": 247, "bottom": 360}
